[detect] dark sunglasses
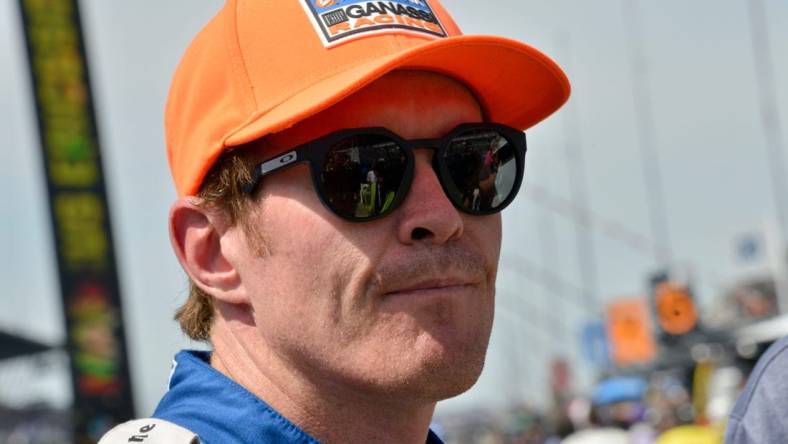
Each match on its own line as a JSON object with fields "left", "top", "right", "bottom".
{"left": 243, "top": 123, "right": 527, "bottom": 222}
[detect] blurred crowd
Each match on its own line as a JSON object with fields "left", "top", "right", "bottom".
{"left": 431, "top": 342, "right": 765, "bottom": 444}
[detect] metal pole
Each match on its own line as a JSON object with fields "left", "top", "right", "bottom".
{"left": 622, "top": 0, "right": 673, "bottom": 266}
{"left": 557, "top": 35, "right": 600, "bottom": 316}
{"left": 747, "top": 0, "right": 788, "bottom": 314}
{"left": 538, "top": 203, "right": 574, "bottom": 358}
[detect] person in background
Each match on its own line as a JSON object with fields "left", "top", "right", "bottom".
{"left": 725, "top": 335, "right": 788, "bottom": 443}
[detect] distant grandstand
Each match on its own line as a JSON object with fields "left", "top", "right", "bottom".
{"left": 0, "top": 331, "right": 70, "bottom": 443}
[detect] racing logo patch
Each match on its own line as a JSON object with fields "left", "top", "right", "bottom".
{"left": 301, "top": 0, "right": 448, "bottom": 47}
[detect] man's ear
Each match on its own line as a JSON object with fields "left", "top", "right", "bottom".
{"left": 169, "top": 198, "right": 249, "bottom": 305}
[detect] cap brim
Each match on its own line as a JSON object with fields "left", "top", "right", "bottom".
{"left": 225, "top": 35, "right": 570, "bottom": 147}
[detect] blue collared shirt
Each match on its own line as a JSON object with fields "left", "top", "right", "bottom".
{"left": 153, "top": 350, "right": 444, "bottom": 444}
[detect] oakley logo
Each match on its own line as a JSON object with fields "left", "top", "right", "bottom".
{"left": 280, "top": 153, "right": 296, "bottom": 164}
{"left": 260, "top": 151, "right": 298, "bottom": 175}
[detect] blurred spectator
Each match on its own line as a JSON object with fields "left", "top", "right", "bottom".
{"left": 655, "top": 424, "right": 721, "bottom": 444}
{"left": 725, "top": 336, "right": 788, "bottom": 443}
{"left": 562, "top": 417, "right": 629, "bottom": 444}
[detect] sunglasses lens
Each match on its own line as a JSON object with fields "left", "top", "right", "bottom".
{"left": 441, "top": 129, "right": 520, "bottom": 213}
{"left": 320, "top": 135, "right": 408, "bottom": 220}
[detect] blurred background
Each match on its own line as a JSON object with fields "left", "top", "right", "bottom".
{"left": 1, "top": 0, "right": 786, "bottom": 443}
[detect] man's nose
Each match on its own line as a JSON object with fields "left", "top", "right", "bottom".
{"left": 396, "top": 150, "right": 464, "bottom": 245}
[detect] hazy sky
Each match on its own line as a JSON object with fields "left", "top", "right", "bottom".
{"left": 2, "top": 0, "right": 787, "bottom": 416}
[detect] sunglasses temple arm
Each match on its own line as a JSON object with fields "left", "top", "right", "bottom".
{"left": 242, "top": 167, "right": 263, "bottom": 194}
{"left": 242, "top": 148, "right": 306, "bottom": 194}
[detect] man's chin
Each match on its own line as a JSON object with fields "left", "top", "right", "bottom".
{"left": 408, "top": 353, "right": 487, "bottom": 401}
{"left": 376, "top": 339, "right": 489, "bottom": 402}
{"left": 435, "top": 361, "right": 486, "bottom": 399}
{"left": 399, "top": 313, "right": 492, "bottom": 400}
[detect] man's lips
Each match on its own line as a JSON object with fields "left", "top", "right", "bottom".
{"left": 383, "top": 278, "right": 477, "bottom": 297}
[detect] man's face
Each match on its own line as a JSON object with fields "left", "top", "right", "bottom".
{"left": 227, "top": 71, "right": 501, "bottom": 402}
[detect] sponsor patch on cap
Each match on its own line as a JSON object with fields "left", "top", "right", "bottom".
{"left": 302, "top": 0, "right": 447, "bottom": 48}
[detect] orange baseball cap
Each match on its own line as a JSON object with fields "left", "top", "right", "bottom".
{"left": 166, "top": 0, "right": 571, "bottom": 196}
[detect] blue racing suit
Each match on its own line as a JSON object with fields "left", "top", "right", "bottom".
{"left": 153, "top": 350, "right": 445, "bottom": 444}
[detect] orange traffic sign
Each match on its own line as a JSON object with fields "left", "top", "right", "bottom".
{"left": 655, "top": 282, "right": 698, "bottom": 335}
{"left": 606, "top": 298, "right": 657, "bottom": 366}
